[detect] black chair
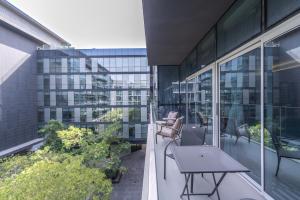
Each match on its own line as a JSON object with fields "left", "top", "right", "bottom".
{"left": 196, "top": 112, "right": 210, "bottom": 128}
{"left": 235, "top": 123, "right": 251, "bottom": 144}
{"left": 270, "top": 131, "right": 300, "bottom": 176}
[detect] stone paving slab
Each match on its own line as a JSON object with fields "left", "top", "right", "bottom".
{"left": 111, "top": 149, "right": 145, "bottom": 200}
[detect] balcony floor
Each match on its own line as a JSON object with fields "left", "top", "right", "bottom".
{"left": 154, "top": 128, "right": 266, "bottom": 200}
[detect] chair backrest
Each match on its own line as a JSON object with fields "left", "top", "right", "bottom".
{"left": 236, "top": 124, "right": 250, "bottom": 137}
{"left": 180, "top": 126, "right": 206, "bottom": 146}
{"left": 167, "top": 111, "right": 178, "bottom": 125}
{"left": 270, "top": 130, "right": 282, "bottom": 153}
{"left": 196, "top": 112, "right": 206, "bottom": 126}
{"left": 170, "top": 116, "right": 184, "bottom": 138}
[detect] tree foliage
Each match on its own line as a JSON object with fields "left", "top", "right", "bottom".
{"left": 0, "top": 157, "right": 112, "bottom": 200}
{"left": 0, "top": 119, "right": 131, "bottom": 199}
{"left": 38, "top": 120, "right": 64, "bottom": 151}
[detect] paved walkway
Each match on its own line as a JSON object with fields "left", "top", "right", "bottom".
{"left": 111, "top": 149, "right": 145, "bottom": 200}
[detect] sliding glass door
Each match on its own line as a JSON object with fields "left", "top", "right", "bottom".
{"left": 186, "top": 69, "right": 213, "bottom": 145}
{"left": 264, "top": 27, "right": 300, "bottom": 200}
{"left": 218, "top": 47, "right": 262, "bottom": 184}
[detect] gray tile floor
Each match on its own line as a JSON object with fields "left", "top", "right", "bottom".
{"left": 111, "top": 149, "right": 145, "bottom": 200}
{"left": 155, "top": 134, "right": 266, "bottom": 200}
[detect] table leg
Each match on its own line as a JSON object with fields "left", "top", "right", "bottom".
{"left": 191, "top": 174, "right": 194, "bottom": 193}
{"left": 212, "top": 173, "right": 220, "bottom": 200}
{"left": 208, "top": 172, "right": 227, "bottom": 200}
{"left": 180, "top": 173, "right": 191, "bottom": 200}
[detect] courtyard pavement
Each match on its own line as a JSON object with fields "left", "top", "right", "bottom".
{"left": 111, "top": 149, "right": 145, "bottom": 200}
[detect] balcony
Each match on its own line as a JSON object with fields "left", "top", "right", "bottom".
{"left": 143, "top": 123, "right": 267, "bottom": 200}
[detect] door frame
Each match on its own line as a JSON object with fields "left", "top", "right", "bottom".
{"left": 186, "top": 64, "right": 215, "bottom": 144}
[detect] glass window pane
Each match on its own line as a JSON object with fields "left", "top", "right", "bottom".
{"left": 37, "top": 59, "right": 43, "bottom": 73}
{"left": 197, "top": 28, "right": 216, "bottom": 69}
{"left": 267, "top": 0, "right": 300, "bottom": 27}
{"left": 264, "top": 27, "right": 300, "bottom": 199}
{"left": 55, "top": 75, "right": 62, "bottom": 89}
{"left": 220, "top": 48, "right": 261, "bottom": 183}
{"left": 43, "top": 75, "right": 50, "bottom": 90}
{"left": 157, "top": 66, "right": 180, "bottom": 106}
{"left": 217, "top": 0, "right": 261, "bottom": 57}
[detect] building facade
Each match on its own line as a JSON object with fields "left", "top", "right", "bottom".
{"left": 37, "top": 48, "right": 150, "bottom": 142}
{"left": 0, "top": 1, "right": 68, "bottom": 153}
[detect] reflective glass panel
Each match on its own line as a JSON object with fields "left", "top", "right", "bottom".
{"left": 220, "top": 48, "right": 261, "bottom": 183}
{"left": 264, "top": 27, "right": 300, "bottom": 199}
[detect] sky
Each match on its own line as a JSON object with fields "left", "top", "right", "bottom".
{"left": 8, "top": 0, "right": 146, "bottom": 48}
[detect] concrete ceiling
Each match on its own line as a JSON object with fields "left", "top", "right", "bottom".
{"left": 142, "top": 0, "right": 235, "bottom": 66}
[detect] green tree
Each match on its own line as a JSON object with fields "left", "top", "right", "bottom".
{"left": 38, "top": 120, "right": 64, "bottom": 151}
{"left": 0, "top": 157, "right": 112, "bottom": 200}
{"left": 57, "top": 126, "right": 93, "bottom": 153}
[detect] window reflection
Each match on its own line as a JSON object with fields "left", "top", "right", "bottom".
{"left": 186, "top": 70, "right": 213, "bottom": 145}
{"left": 220, "top": 48, "right": 261, "bottom": 183}
{"left": 264, "top": 28, "right": 300, "bottom": 199}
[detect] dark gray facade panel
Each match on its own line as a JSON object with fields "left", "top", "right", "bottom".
{"left": 0, "top": 25, "right": 39, "bottom": 151}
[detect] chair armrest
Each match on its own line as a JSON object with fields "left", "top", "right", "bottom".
{"left": 237, "top": 123, "right": 249, "bottom": 129}
{"left": 162, "top": 117, "right": 176, "bottom": 120}
{"left": 160, "top": 125, "right": 179, "bottom": 132}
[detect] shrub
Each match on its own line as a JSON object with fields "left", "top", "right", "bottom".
{"left": 0, "top": 157, "right": 112, "bottom": 200}
{"left": 248, "top": 123, "right": 271, "bottom": 146}
{"left": 0, "top": 154, "right": 34, "bottom": 179}
{"left": 38, "top": 120, "right": 64, "bottom": 151}
{"left": 57, "top": 126, "right": 93, "bottom": 153}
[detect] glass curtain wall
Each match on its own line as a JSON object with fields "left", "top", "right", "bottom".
{"left": 264, "top": 27, "right": 300, "bottom": 200}
{"left": 37, "top": 49, "right": 150, "bottom": 142}
{"left": 157, "top": 66, "right": 181, "bottom": 119}
{"left": 219, "top": 48, "right": 261, "bottom": 183}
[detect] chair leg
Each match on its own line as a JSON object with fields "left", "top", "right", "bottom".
{"left": 234, "top": 136, "right": 239, "bottom": 144}
{"left": 275, "top": 156, "right": 281, "bottom": 176}
{"left": 164, "top": 140, "right": 174, "bottom": 179}
{"left": 155, "top": 133, "right": 158, "bottom": 144}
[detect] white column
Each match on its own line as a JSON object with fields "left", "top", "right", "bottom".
{"left": 123, "top": 91, "right": 128, "bottom": 105}
{"left": 50, "top": 75, "right": 56, "bottom": 90}
{"left": 50, "top": 91, "right": 56, "bottom": 106}
{"left": 141, "top": 90, "right": 147, "bottom": 105}
{"left": 110, "top": 91, "right": 116, "bottom": 105}
{"left": 86, "top": 74, "right": 92, "bottom": 89}
{"left": 141, "top": 107, "right": 147, "bottom": 122}
{"left": 37, "top": 75, "right": 44, "bottom": 90}
{"left": 123, "top": 108, "right": 128, "bottom": 122}
{"left": 249, "top": 72, "right": 256, "bottom": 87}
{"left": 68, "top": 91, "right": 74, "bottom": 106}
{"left": 62, "top": 58, "right": 68, "bottom": 73}
{"left": 74, "top": 75, "right": 80, "bottom": 89}
{"left": 135, "top": 124, "right": 141, "bottom": 139}
{"left": 56, "top": 108, "right": 62, "bottom": 122}
{"left": 44, "top": 58, "right": 49, "bottom": 73}
{"left": 86, "top": 108, "right": 93, "bottom": 122}
{"left": 62, "top": 75, "right": 68, "bottom": 89}
{"left": 123, "top": 124, "right": 129, "bottom": 138}
{"left": 74, "top": 108, "right": 80, "bottom": 122}
{"left": 44, "top": 108, "right": 50, "bottom": 122}
{"left": 80, "top": 58, "right": 86, "bottom": 72}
